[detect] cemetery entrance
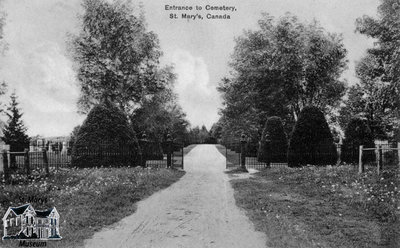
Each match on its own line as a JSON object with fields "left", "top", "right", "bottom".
{"left": 140, "top": 140, "right": 184, "bottom": 169}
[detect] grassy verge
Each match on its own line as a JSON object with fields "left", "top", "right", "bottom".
{"left": 183, "top": 144, "right": 197, "bottom": 156}
{"left": 0, "top": 167, "right": 185, "bottom": 247}
{"left": 215, "top": 144, "right": 240, "bottom": 166}
{"left": 230, "top": 165, "right": 400, "bottom": 248}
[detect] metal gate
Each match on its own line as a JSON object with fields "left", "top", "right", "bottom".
{"left": 223, "top": 141, "right": 287, "bottom": 170}
{"left": 140, "top": 140, "right": 184, "bottom": 169}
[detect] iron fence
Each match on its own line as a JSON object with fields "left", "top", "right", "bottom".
{"left": 1, "top": 140, "right": 185, "bottom": 183}
{"left": 223, "top": 141, "right": 342, "bottom": 170}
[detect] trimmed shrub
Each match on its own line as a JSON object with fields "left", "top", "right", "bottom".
{"left": 257, "top": 116, "right": 288, "bottom": 163}
{"left": 71, "top": 101, "right": 141, "bottom": 168}
{"left": 341, "top": 118, "right": 375, "bottom": 163}
{"left": 288, "top": 106, "right": 337, "bottom": 167}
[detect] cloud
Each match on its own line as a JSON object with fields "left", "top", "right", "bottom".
{"left": 0, "top": 0, "right": 84, "bottom": 136}
{"left": 171, "top": 50, "right": 220, "bottom": 129}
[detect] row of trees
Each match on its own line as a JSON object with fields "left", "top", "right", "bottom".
{"left": 67, "top": 0, "right": 196, "bottom": 157}
{"left": 256, "top": 107, "right": 376, "bottom": 167}
{"left": 217, "top": 0, "right": 400, "bottom": 147}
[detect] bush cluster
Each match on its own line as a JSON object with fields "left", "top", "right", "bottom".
{"left": 288, "top": 106, "right": 337, "bottom": 167}
{"left": 257, "top": 116, "right": 288, "bottom": 163}
{"left": 71, "top": 101, "right": 140, "bottom": 168}
{"left": 341, "top": 118, "right": 375, "bottom": 163}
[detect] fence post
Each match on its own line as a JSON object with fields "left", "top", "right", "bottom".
{"left": 24, "top": 148, "right": 30, "bottom": 176}
{"left": 2, "top": 150, "right": 9, "bottom": 184}
{"left": 398, "top": 142, "right": 400, "bottom": 167}
{"left": 43, "top": 148, "right": 49, "bottom": 176}
{"left": 358, "top": 145, "right": 364, "bottom": 174}
{"left": 240, "top": 133, "right": 247, "bottom": 172}
{"left": 377, "top": 145, "right": 383, "bottom": 175}
{"left": 166, "top": 134, "right": 172, "bottom": 168}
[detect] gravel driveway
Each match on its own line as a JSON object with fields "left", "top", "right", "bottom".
{"left": 84, "top": 144, "right": 267, "bottom": 248}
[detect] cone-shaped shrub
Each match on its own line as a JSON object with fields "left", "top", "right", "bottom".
{"left": 341, "top": 118, "right": 375, "bottom": 163}
{"left": 257, "top": 116, "right": 288, "bottom": 163}
{"left": 72, "top": 101, "right": 140, "bottom": 167}
{"left": 288, "top": 106, "right": 337, "bottom": 167}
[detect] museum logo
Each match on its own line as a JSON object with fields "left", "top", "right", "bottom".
{"left": 2, "top": 203, "right": 62, "bottom": 243}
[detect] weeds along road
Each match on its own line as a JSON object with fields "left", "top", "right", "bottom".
{"left": 84, "top": 144, "right": 267, "bottom": 248}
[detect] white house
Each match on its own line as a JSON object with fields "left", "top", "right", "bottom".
{"left": 2, "top": 204, "right": 61, "bottom": 240}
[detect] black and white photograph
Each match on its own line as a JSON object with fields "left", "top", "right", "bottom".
{"left": 0, "top": 0, "right": 399, "bottom": 247}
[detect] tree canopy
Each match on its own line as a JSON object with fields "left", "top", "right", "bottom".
{"left": 218, "top": 13, "right": 347, "bottom": 141}
{"left": 341, "top": 0, "right": 400, "bottom": 140}
{"left": 69, "top": 0, "right": 169, "bottom": 114}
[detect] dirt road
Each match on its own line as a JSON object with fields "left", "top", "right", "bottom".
{"left": 84, "top": 145, "right": 267, "bottom": 248}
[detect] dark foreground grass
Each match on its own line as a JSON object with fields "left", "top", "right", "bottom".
{"left": 0, "top": 167, "right": 185, "bottom": 248}
{"left": 230, "top": 165, "right": 400, "bottom": 248}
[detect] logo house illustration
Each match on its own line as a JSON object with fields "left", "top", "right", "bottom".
{"left": 2, "top": 204, "right": 62, "bottom": 240}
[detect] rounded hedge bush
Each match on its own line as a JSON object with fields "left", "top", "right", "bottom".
{"left": 71, "top": 101, "right": 141, "bottom": 168}
{"left": 257, "top": 116, "right": 288, "bottom": 163}
{"left": 341, "top": 118, "right": 375, "bottom": 163}
{"left": 288, "top": 106, "right": 338, "bottom": 167}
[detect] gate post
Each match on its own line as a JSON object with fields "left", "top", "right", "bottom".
{"left": 240, "top": 133, "right": 248, "bottom": 172}
{"left": 358, "top": 145, "right": 364, "bottom": 174}
{"left": 166, "top": 134, "right": 172, "bottom": 168}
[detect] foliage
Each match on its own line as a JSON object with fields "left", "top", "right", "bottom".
{"left": 258, "top": 116, "right": 288, "bottom": 163}
{"left": 0, "top": 167, "right": 185, "bottom": 248}
{"left": 185, "top": 125, "right": 211, "bottom": 144}
{"left": 69, "top": 125, "right": 81, "bottom": 146}
{"left": 71, "top": 101, "right": 140, "bottom": 167}
{"left": 131, "top": 72, "right": 189, "bottom": 144}
{"left": 2, "top": 92, "right": 30, "bottom": 152}
{"left": 69, "top": 0, "right": 168, "bottom": 114}
{"left": 231, "top": 165, "right": 400, "bottom": 248}
{"left": 346, "top": 0, "right": 400, "bottom": 140}
{"left": 218, "top": 13, "right": 347, "bottom": 141}
{"left": 288, "top": 106, "right": 337, "bottom": 167}
{"left": 341, "top": 118, "right": 376, "bottom": 163}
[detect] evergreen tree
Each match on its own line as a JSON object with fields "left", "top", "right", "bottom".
{"left": 288, "top": 106, "right": 337, "bottom": 167}
{"left": 2, "top": 92, "right": 30, "bottom": 167}
{"left": 258, "top": 116, "right": 288, "bottom": 163}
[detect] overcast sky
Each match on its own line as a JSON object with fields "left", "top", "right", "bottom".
{"left": 0, "top": 0, "right": 379, "bottom": 137}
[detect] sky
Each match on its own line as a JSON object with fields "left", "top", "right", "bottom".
{"left": 0, "top": 0, "right": 379, "bottom": 137}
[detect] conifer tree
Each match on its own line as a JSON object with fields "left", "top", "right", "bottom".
{"left": 2, "top": 92, "right": 30, "bottom": 167}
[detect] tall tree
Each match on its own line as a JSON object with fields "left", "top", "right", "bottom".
{"left": 2, "top": 92, "right": 30, "bottom": 167}
{"left": 131, "top": 66, "right": 189, "bottom": 143}
{"left": 343, "top": 0, "right": 400, "bottom": 139}
{"left": 218, "top": 13, "right": 347, "bottom": 141}
{"left": 69, "top": 0, "right": 167, "bottom": 114}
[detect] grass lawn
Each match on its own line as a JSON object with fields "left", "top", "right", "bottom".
{"left": 229, "top": 165, "right": 400, "bottom": 248}
{"left": 183, "top": 144, "right": 197, "bottom": 156}
{"left": 215, "top": 144, "right": 240, "bottom": 167}
{"left": 0, "top": 166, "right": 185, "bottom": 247}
